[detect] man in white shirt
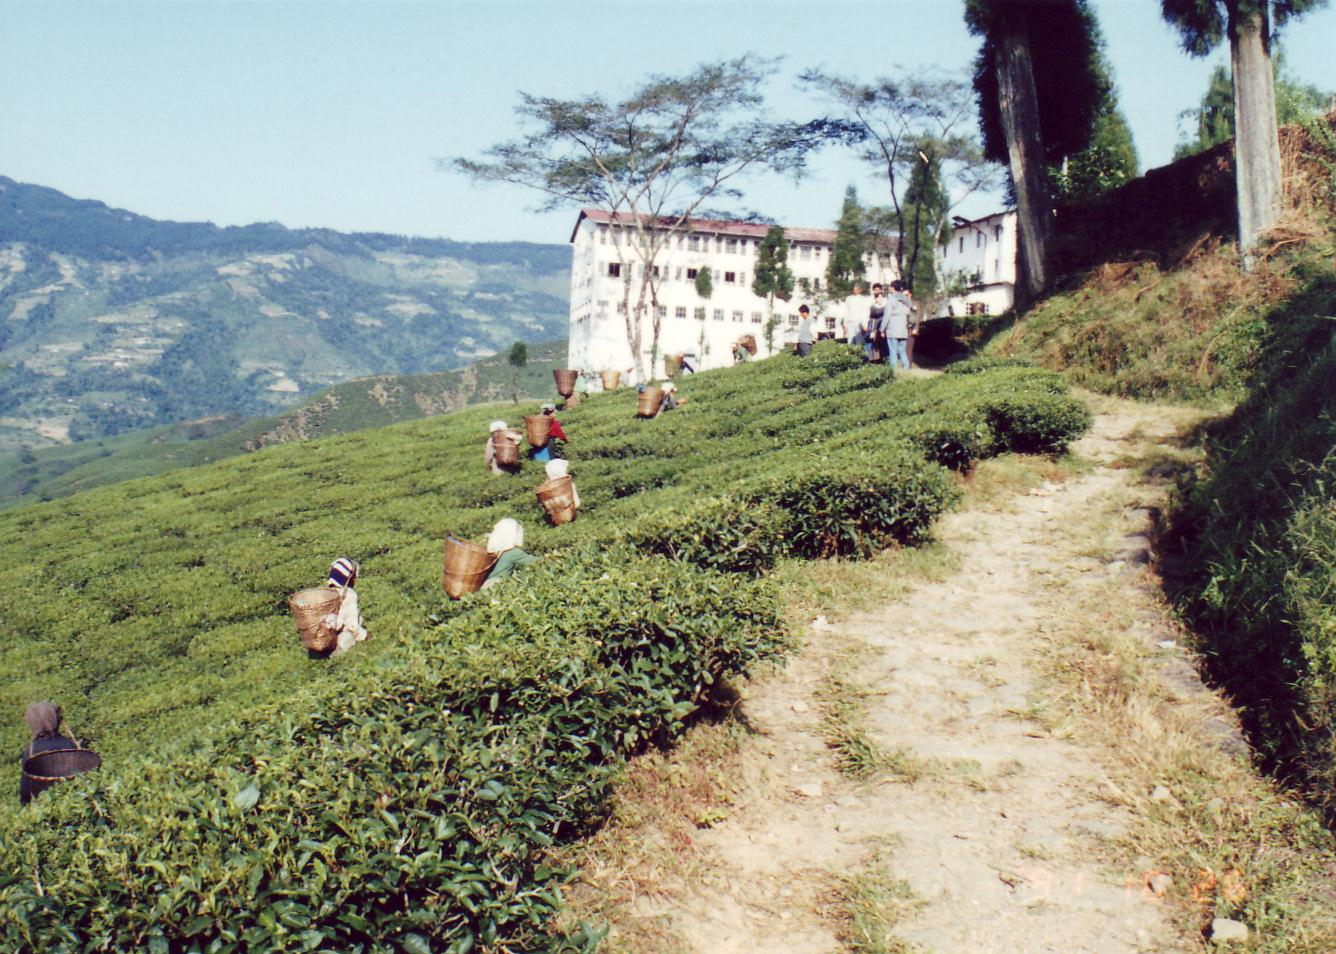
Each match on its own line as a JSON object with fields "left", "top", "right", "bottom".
{"left": 841, "top": 283, "right": 872, "bottom": 344}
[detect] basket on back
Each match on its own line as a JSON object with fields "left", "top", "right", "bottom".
{"left": 524, "top": 414, "right": 553, "bottom": 448}
{"left": 664, "top": 354, "right": 682, "bottom": 379}
{"left": 553, "top": 369, "right": 579, "bottom": 397}
{"left": 289, "top": 586, "right": 342, "bottom": 653}
{"left": 637, "top": 386, "right": 664, "bottom": 418}
{"left": 601, "top": 370, "right": 622, "bottom": 391}
{"left": 564, "top": 392, "right": 582, "bottom": 409}
{"left": 23, "top": 748, "right": 102, "bottom": 799}
{"left": 494, "top": 428, "right": 522, "bottom": 466}
{"left": 443, "top": 534, "right": 496, "bottom": 599}
{"left": 738, "top": 334, "right": 757, "bottom": 355}
{"left": 536, "top": 475, "right": 577, "bottom": 525}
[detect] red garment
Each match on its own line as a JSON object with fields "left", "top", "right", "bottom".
{"left": 549, "top": 418, "right": 568, "bottom": 441}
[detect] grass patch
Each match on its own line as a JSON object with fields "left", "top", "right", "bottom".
{"left": 824, "top": 848, "right": 926, "bottom": 954}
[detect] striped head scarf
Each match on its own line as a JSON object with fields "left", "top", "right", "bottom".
{"left": 327, "top": 557, "right": 358, "bottom": 588}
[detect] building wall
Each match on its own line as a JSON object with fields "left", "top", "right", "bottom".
{"left": 936, "top": 211, "right": 1017, "bottom": 318}
{"left": 568, "top": 216, "right": 898, "bottom": 379}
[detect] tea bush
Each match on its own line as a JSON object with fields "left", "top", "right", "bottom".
{"left": 0, "top": 341, "right": 1087, "bottom": 950}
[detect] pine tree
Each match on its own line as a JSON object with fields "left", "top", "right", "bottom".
{"left": 825, "top": 186, "right": 868, "bottom": 299}
{"left": 902, "top": 150, "right": 951, "bottom": 299}
{"left": 752, "top": 226, "right": 795, "bottom": 306}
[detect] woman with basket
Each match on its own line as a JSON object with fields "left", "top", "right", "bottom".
{"left": 19, "top": 702, "right": 76, "bottom": 805}
{"left": 322, "top": 557, "right": 368, "bottom": 656}
{"left": 530, "top": 404, "right": 568, "bottom": 463}
{"left": 481, "top": 519, "right": 537, "bottom": 589}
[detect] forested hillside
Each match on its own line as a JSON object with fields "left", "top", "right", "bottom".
{"left": 0, "top": 176, "right": 570, "bottom": 453}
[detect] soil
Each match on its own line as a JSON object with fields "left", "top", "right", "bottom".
{"left": 578, "top": 400, "right": 1213, "bottom": 953}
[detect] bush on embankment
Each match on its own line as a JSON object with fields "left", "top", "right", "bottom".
{"left": 0, "top": 344, "right": 1088, "bottom": 951}
{"left": 1164, "top": 252, "right": 1336, "bottom": 812}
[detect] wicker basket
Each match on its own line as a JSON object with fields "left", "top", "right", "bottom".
{"left": 289, "top": 586, "right": 342, "bottom": 652}
{"left": 601, "top": 370, "right": 622, "bottom": 391}
{"left": 637, "top": 386, "right": 664, "bottom": 418}
{"left": 536, "top": 475, "right": 578, "bottom": 525}
{"left": 443, "top": 534, "right": 497, "bottom": 599}
{"left": 22, "top": 748, "right": 102, "bottom": 799}
{"left": 553, "top": 369, "right": 579, "bottom": 397}
{"left": 564, "top": 392, "right": 582, "bottom": 409}
{"left": 738, "top": 334, "right": 757, "bottom": 355}
{"left": 524, "top": 414, "right": 553, "bottom": 448}
{"left": 494, "top": 429, "right": 522, "bottom": 466}
{"left": 664, "top": 354, "right": 682, "bottom": 379}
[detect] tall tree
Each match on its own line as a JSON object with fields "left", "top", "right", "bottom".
{"left": 966, "top": 0, "right": 1107, "bottom": 304}
{"left": 802, "top": 68, "right": 998, "bottom": 295}
{"left": 450, "top": 56, "right": 819, "bottom": 379}
{"left": 507, "top": 340, "right": 528, "bottom": 405}
{"left": 900, "top": 152, "right": 952, "bottom": 299}
{"left": 1175, "top": 52, "right": 1333, "bottom": 159}
{"left": 825, "top": 186, "right": 869, "bottom": 298}
{"left": 1160, "top": 0, "right": 1328, "bottom": 266}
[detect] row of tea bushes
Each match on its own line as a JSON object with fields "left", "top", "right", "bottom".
{"left": 0, "top": 554, "right": 782, "bottom": 953}
{"left": 0, "top": 343, "right": 1090, "bottom": 950}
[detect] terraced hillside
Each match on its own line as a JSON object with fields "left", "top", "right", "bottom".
{"left": 0, "top": 346, "right": 1088, "bottom": 952}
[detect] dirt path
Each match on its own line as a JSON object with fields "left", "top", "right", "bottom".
{"left": 574, "top": 399, "right": 1215, "bottom": 953}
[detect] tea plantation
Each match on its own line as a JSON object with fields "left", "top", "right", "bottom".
{"left": 0, "top": 344, "right": 1088, "bottom": 953}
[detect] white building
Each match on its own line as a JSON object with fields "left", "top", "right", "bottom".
{"left": 568, "top": 209, "right": 898, "bottom": 378}
{"left": 936, "top": 211, "right": 1017, "bottom": 318}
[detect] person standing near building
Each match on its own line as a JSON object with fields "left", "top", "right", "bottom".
{"left": 884, "top": 280, "right": 913, "bottom": 370}
{"left": 840, "top": 282, "right": 871, "bottom": 344}
{"left": 795, "top": 304, "right": 816, "bottom": 357}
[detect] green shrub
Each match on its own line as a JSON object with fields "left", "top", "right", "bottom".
{"left": 622, "top": 496, "right": 792, "bottom": 575}
{"left": 980, "top": 391, "right": 1093, "bottom": 455}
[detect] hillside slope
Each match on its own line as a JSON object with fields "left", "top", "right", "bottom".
{"left": 0, "top": 176, "right": 570, "bottom": 451}
{"left": 0, "top": 339, "right": 569, "bottom": 508}
{"left": 0, "top": 346, "right": 1088, "bottom": 952}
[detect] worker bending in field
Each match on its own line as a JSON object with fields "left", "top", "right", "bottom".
{"left": 531, "top": 404, "right": 568, "bottom": 463}
{"left": 323, "top": 557, "right": 368, "bottom": 656}
{"left": 19, "top": 702, "right": 76, "bottom": 806}
{"left": 485, "top": 420, "right": 520, "bottom": 475}
{"left": 482, "top": 518, "right": 537, "bottom": 588}
{"left": 659, "top": 381, "right": 687, "bottom": 413}
{"left": 545, "top": 458, "right": 581, "bottom": 510}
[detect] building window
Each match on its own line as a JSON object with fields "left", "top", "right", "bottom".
{"left": 651, "top": 265, "right": 661, "bottom": 279}
{"left": 732, "top": 310, "right": 743, "bottom": 322}
{"left": 655, "top": 304, "right": 667, "bottom": 319}
{"left": 826, "top": 316, "right": 837, "bottom": 331}
{"left": 675, "top": 306, "right": 687, "bottom": 319}
{"left": 599, "top": 228, "right": 607, "bottom": 245}
{"left": 994, "top": 225, "right": 1003, "bottom": 241}
{"left": 798, "top": 277, "right": 810, "bottom": 293}
{"left": 724, "top": 271, "right": 736, "bottom": 284}
{"left": 799, "top": 245, "right": 811, "bottom": 259}
{"left": 738, "top": 271, "right": 747, "bottom": 286}
{"left": 693, "top": 306, "right": 706, "bottom": 320}
{"left": 813, "top": 247, "right": 823, "bottom": 260}
{"left": 688, "top": 235, "right": 700, "bottom": 252}
{"left": 966, "top": 301, "right": 990, "bottom": 316}
{"left": 787, "top": 314, "right": 799, "bottom": 327}
{"left": 607, "top": 262, "right": 621, "bottom": 278}
{"left": 713, "top": 308, "right": 724, "bottom": 321}
{"left": 977, "top": 232, "right": 985, "bottom": 249}
{"left": 715, "top": 236, "right": 723, "bottom": 252}
{"left": 725, "top": 238, "right": 738, "bottom": 253}
{"left": 686, "top": 267, "right": 698, "bottom": 280}
{"left": 751, "top": 311, "right": 764, "bottom": 324}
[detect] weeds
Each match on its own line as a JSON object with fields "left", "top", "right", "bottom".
{"left": 824, "top": 849, "right": 926, "bottom": 954}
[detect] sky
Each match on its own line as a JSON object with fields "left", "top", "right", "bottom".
{"left": 2, "top": 0, "right": 1333, "bottom": 245}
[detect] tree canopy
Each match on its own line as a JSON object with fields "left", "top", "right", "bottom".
{"left": 752, "top": 225, "right": 795, "bottom": 307}
{"left": 825, "top": 186, "right": 869, "bottom": 298}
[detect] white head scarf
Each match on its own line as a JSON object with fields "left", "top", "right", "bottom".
{"left": 489, "top": 420, "right": 507, "bottom": 433}
{"left": 486, "top": 518, "right": 524, "bottom": 555}
{"left": 544, "top": 459, "right": 569, "bottom": 480}
{"left": 662, "top": 382, "right": 676, "bottom": 394}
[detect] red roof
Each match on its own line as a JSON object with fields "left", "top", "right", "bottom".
{"left": 571, "top": 207, "right": 838, "bottom": 245}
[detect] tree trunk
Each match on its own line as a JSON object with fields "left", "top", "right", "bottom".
{"left": 993, "top": 13, "right": 1053, "bottom": 307}
{"left": 1229, "top": 1, "right": 1281, "bottom": 270}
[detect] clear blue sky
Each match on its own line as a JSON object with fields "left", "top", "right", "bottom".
{"left": 2, "top": 1, "right": 1333, "bottom": 244}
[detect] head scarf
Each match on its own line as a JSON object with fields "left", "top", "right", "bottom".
{"left": 486, "top": 518, "right": 524, "bottom": 555}
{"left": 662, "top": 382, "right": 676, "bottom": 394}
{"left": 540, "top": 403, "right": 556, "bottom": 414}
{"left": 489, "top": 420, "right": 508, "bottom": 433}
{"left": 544, "top": 459, "right": 569, "bottom": 480}
{"left": 24, "top": 702, "right": 61, "bottom": 740}
{"left": 327, "top": 557, "right": 358, "bottom": 588}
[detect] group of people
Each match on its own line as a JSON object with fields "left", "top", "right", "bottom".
{"left": 794, "top": 280, "right": 920, "bottom": 369}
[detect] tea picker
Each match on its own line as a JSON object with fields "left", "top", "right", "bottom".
{"left": 481, "top": 518, "right": 537, "bottom": 589}
{"left": 485, "top": 420, "right": 522, "bottom": 475}
{"left": 288, "top": 557, "right": 368, "bottom": 657}
{"left": 19, "top": 701, "right": 100, "bottom": 805}
{"left": 526, "top": 404, "right": 568, "bottom": 463}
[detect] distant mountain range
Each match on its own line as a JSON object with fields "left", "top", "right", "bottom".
{"left": 0, "top": 338, "right": 571, "bottom": 509}
{"left": 0, "top": 175, "right": 571, "bottom": 453}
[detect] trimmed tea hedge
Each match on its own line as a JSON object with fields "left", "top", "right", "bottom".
{"left": 0, "top": 342, "right": 1088, "bottom": 951}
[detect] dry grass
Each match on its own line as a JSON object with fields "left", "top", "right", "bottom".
{"left": 822, "top": 847, "right": 927, "bottom": 954}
